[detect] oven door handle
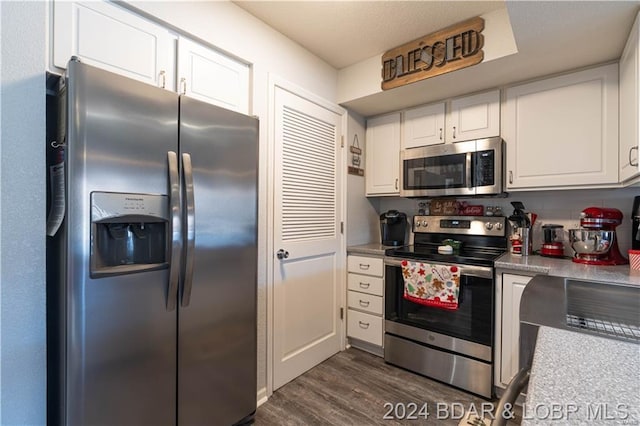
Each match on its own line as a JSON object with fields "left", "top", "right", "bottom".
{"left": 384, "top": 257, "right": 493, "bottom": 279}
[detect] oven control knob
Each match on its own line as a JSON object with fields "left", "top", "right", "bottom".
{"left": 421, "top": 220, "right": 428, "bottom": 227}
{"left": 496, "top": 222, "right": 504, "bottom": 231}
{"left": 485, "top": 222, "right": 494, "bottom": 230}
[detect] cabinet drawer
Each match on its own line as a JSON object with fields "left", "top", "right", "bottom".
{"left": 347, "top": 310, "right": 383, "bottom": 346}
{"left": 348, "top": 274, "right": 384, "bottom": 296}
{"left": 347, "top": 255, "right": 383, "bottom": 277}
{"left": 347, "top": 290, "right": 383, "bottom": 315}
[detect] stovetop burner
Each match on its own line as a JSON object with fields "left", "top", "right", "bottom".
{"left": 387, "top": 215, "right": 508, "bottom": 267}
{"left": 386, "top": 244, "right": 505, "bottom": 267}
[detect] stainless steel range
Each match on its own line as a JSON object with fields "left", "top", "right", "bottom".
{"left": 384, "top": 215, "right": 507, "bottom": 398}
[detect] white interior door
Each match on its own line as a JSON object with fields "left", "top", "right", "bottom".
{"left": 272, "top": 85, "right": 344, "bottom": 390}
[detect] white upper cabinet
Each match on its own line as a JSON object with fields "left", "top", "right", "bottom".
{"left": 504, "top": 64, "right": 619, "bottom": 189}
{"left": 53, "top": 1, "right": 177, "bottom": 90}
{"left": 402, "top": 90, "right": 500, "bottom": 149}
{"left": 448, "top": 90, "right": 500, "bottom": 143}
{"left": 52, "top": 1, "right": 251, "bottom": 113}
{"left": 403, "top": 102, "right": 445, "bottom": 149}
{"left": 365, "top": 113, "right": 401, "bottom": 196}
{"left": 620, "top": 12, "right": 640, "bottom": 183}
{"left": 177, "top": 37, "right": 250, "bottom": 114}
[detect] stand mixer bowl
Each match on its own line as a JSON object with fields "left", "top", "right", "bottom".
{"left": 568, "top": 230, "right": 614, "bottom": 255}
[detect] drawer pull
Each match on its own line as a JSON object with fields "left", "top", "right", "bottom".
{"left": 359, "top": 263, "right": 370, "bottom": 270}
{"left": 359, "top": 282, "right": 370, "bottom": 289}
{"left": 358, "top": 300, "right": 370, "bottom": 307}
{"left": 358, "top": 321, "right": 370, "bottom": 329}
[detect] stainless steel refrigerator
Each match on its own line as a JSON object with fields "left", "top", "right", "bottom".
{"left": 47, "top": 59, "right": 258, "bottom": 425}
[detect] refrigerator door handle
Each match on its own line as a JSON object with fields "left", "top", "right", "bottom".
{"left": 167, "top": 151, "right": 182, "bottom": 311}
{"left": 181, "top": 152, "right": 196, "bottom": 307}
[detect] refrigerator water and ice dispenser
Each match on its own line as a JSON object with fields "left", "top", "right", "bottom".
{"left": 90, "top": 192, "right": 169, "bottom": 277}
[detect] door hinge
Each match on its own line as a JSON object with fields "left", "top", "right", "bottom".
{"left": 341, "top": 135, "right": 344, "bottom": 148}
{"left": 340, "top": 307, "right": 344, "bottom": 320}
{"left": 340, "top": 221, "right": 344, "bottom": 234}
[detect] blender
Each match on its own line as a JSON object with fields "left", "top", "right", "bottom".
{"left": 540, "top": 224, "right": 564, "bottom": 258}
{"left": 569, "top": 207, "right": 628, "bottom": 265}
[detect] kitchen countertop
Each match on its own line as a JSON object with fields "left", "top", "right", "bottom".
{"left": 496, "top": 253, "right": 640, "bottom": 287}
{"left": 522, "top": 326, "right": 639, "bottom": 425}
{"left": 347, "top": 243, "right": 400, "bottom": 257}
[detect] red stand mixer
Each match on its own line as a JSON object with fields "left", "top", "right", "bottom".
{"left": 569, "top": 207, "right": 628, "bottom": 265}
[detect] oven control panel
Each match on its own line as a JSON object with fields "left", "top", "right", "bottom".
{"left": 413, "top": 215, "right": 506, "bottom": 237}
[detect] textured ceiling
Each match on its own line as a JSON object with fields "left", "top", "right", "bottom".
{"left": 232, "top": 0, "right": 640, "bottom": 116}
{"left": 233, "top": 1, "right": 505, "bottom": 69}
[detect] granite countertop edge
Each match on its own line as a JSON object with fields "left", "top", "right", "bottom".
{"left": 347, "top": 243, "right": 396, "bottom": 257}
{"left": 496, "top": 253, "right": 640, "bottom": 286}
{"left": 522, "top": 326, "right": 640, "bottom": 425}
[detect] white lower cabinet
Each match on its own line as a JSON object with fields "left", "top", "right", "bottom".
{"left": 346, "top": 254, "right": 384, "bottom": 354}
{"left": 495, "top": 272, "right": 534, "bottom": 389}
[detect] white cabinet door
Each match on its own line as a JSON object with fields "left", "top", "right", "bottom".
{"left": 448, "top": 90, "right": 500, "bottom": 143}
{"left": 504, "top": 64, "right": 619, "bottom": 189}
{"left": 499, "top": 274, "right": 532, "bottom": 387}
{"left": 365, "top": 113, "right": 401, "bottom": 196}
{"left": 620, "top": 12, "right": 640, "bottom": 183}
{"left": 403, "top": 102, "right": 445, "bottom": 149}
{"left": 53, "top": 1, "right": 176, "bottom": 90}
{"left": 177, "top": 37, "right": 249, "bottom": 114}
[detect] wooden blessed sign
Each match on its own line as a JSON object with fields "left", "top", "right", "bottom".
{"left": 381, "top": 17, "right": 484, "bottom": 90}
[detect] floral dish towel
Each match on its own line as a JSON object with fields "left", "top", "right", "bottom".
{"left": 401, "top": 260, "right": 460, "bottom": 310}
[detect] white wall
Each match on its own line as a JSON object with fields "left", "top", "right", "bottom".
{"left": 378, "top": 187, "right": 640, "bottom": 256}
{"left": 0, "top": 1, "right": 47, "bottom": 424}
{"left": 125, "top": 0, "right": 340, "bottom": 397}
{"left": 346, "top": 112, "right": 380, "bottom": 246}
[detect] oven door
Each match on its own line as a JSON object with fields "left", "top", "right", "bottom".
{"left": 384, "top": 257, "right": 494, "bottom": 361}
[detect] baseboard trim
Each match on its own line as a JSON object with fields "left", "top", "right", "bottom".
{"left": 257, "top": 387, "right": 268, "bottom": 407}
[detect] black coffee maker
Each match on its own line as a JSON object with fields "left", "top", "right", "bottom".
{"left": 380, "top": 210, "right": 408, "bottom": 246}
{"left": 633, "top": 196, "right": 640, "bottom": 250}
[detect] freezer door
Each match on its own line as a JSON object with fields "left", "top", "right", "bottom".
{"left": 63, "top": 60, "right": 179, "bottom": 425}
{"left": 178, "top": 96, "right": 258, "bottom": 425}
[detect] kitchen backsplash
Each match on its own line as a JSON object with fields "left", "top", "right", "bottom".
{"left": 378, "top": 187, "right": 639, "bottom": 256}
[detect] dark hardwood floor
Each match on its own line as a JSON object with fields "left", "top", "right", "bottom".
{"left": 255, "top": 347, "right": 520, "bottom": 425}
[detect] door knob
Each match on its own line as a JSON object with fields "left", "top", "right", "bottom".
{"left": 276, "top": 249, "right": 289, "bottom": 260}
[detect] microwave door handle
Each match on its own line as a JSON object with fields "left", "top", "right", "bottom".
{"left": 466, "top": 152, "right": 473, "bottom": 190}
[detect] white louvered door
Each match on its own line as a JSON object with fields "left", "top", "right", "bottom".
{"left": 272, "top": 86, "right": 344, "bottom": 390}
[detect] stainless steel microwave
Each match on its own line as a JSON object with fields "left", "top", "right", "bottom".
{"left": 400, "top": 137, "right": 504, "bottom": 198}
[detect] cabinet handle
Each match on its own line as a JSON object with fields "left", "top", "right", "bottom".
{"left": 159, "top": 70, "right": 166, "bottom": 89}
{"left": 359, "top": 282, "right": 370, "bottom": 289}
{"left": 439, "top": 128, "right": 443, "bottom": 140}
{"left": 359, "top": 263, "right": 370, "bottom": 270}
{"left": 358, "top": 300, "right": 370, "bottom": 307}
{"left": 509, "top": 170, "right": 513, "bottom": 184}
{"left": 630, "top": 146, "right": 639, "bottom": 167}
{"left": 452, "top": 126, "right": 456, "bottom": 139}
{"left": 358, "top": 321, "right": 370, "bottom": 329}
{"left": 180, "top": 77, "right": 187, "bottom": 95}
{"left": 395, "top": 178, "right": 399, "bottom": 190}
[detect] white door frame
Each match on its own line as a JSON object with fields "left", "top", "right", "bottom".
{"left": 266, "top": 73, "right": 347, "bottom": 397}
